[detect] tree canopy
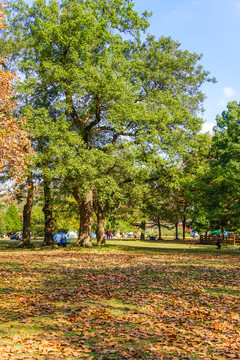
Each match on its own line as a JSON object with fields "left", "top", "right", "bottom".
{"left": 1, "top": 0, "right": 225, "bottom": 245}
{"left": 0, "top": 4, "right": 33, "bottom": 182}
{"left": 208, "top": 101, "right": 240, "bottom": 232}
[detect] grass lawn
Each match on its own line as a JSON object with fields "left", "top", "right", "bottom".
{"left": 0, "top": 240, "right": 239, "bottom": 359}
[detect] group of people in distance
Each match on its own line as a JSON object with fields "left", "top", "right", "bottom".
{"left": 105, "top": 231, "right": 112, "bottom": 239}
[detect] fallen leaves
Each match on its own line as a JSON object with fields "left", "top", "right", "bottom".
{"left": 0, "top": 248, "right": 239, "bottom": 359}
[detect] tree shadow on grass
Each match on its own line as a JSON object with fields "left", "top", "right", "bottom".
{"left": 101, "top": 241, "right": 240, "bottom": 257}
{"left": 0, "top": 251, "right": 239, "bottom": 359}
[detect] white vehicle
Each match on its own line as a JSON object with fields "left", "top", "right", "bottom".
{"left": 190, "top": 231, "right": 199, "bottom": 238}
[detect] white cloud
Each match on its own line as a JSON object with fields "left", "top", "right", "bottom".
{"left": 218, "top": 87, "right": 238, "bottom": 110}
{"left": 201, "top": 122, "right": 215, "bottom": 134}
{"left": 223, "top": 87, "right": 236, "bottom": 98}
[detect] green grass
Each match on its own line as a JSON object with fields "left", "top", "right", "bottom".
{"left": 1, "top": 236, "right": 238, "bottom": 255}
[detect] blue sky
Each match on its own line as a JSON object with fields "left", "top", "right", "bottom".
{"left": 24, "top": 0, "right": 240, "bottom": 133}
{"left": 132, "top": 0, "right": 240, "bottom": 132}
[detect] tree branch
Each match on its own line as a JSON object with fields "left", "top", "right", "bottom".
{"left": 84, "top": 95, "right": 101, "bottom": 143}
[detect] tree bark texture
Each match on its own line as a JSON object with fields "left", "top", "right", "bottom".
{"left": 205, "top": 231, "right": 208, "bottom": 241}
{"left": 221, "top": 225, "right": 224, "bottom": 241}
{"left": 42, "top": 178, "right": 54, "bottom": 245}
{"left": 157, "top": 220, "right": 162, "bottom": 240}
{"left": 20, "top": 174, "right": 33, "bottom": 247}
{"left": 74, "top": 188, "right": 93, "bottom": 247}
{"left": 97, "top": 210, "right": 106, "bottom": 245}
{"left": 175, "top": 222, "right": 179, "bottom": 240}
{"left": 140, "top": 221, "right": 146, "bottom": 240}
{"left": 182, "top": 215, "right": 186, "bottom": 241}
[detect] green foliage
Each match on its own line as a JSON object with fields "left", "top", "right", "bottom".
{"left": 0, "top": 213, "right": 6, "bottom": 234}
{"left": 4, "top": 203, "right": 22, "bottom": 233}
{"left": 30, "top": 206, "right": 45, "bottom": 236}
{"left": 144, "top": 133, "right": 213, "bottom": 237}
{"left": 5, "top": 0, "right": 213, "bottom": 176}
{"left": 191, "top": 101, "right": 240, "bottom": 233}
{"left": 207, "top": 101, "right": 240, "bottom": 231}
{"left": 53, "top": 199, "right": 79, "bottom": 234}
{"left": 0, "top": 201, "right": 7, "bottom": 234}
{"left": 106, "top": 215, "right": 136, "bottom": 234}
{"left": 2, "top": 0, "right": 215, "bottom": 241}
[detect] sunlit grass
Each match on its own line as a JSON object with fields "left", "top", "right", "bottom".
{"left": 0, "top": 243, "right": 239, "bottom": 359}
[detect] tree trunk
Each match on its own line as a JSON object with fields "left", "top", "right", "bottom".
{"left": 182, "top": 215, "right": 186, "bottom": 241}
{"left": 42, "top": 178, "right": 54, "bottom": 245}
{"left": 220, "top": 225, "right": 224, "bottom": 242}
{"left": 204, "top": 231, "right": 208, "bottom": 243}
{"left": 116, "top": 228, "right": 120, "bottom": 238}
{"left": 74, "top": 188, "right": 93, "bottom": 247}
{"left": 175, "top": 222, "right": 179, "bottom": 240}
{"left": 97, "top": 210, "right": 106, "bottom": 245}
{"left": 140, "top": 221, "right": 146, "bottom": 240}
{"left": 20, "top": 174, "right": 33, "bottom": 247}
{"left": 157, "top": 220, "right": 162, "bottom": 241}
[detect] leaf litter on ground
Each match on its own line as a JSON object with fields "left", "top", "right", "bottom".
{"left": 0, "top": 246, "right": 239, "bottom": 359}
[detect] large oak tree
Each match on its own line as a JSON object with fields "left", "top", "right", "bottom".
{"left": 5, "top": 0, "right": 213, "bottom": 245}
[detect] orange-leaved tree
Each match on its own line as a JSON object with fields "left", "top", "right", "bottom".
{"left": 0, "top": 5, "right": 33, "bottom": 182}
